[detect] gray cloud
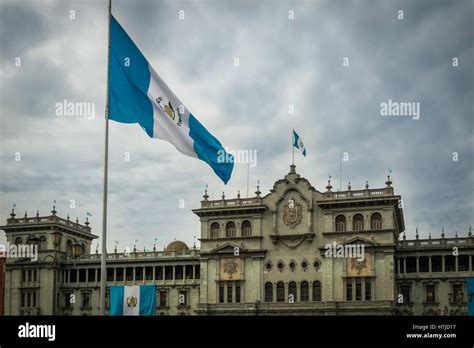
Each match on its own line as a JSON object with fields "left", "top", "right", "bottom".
{"left": 1, "top": 0, "right": 472, "bottom": 251}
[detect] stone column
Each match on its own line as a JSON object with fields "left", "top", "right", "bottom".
{"left": 442, "top": 255, "right": 445, "bottom": 273}
{"left": 416, "top": 257, "right": 419, "bottom": 273}
{"left": 428, "top": 256, "right": 432, "bottom": 274}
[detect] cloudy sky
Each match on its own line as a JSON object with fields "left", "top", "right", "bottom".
{"left": 0, "top": 0, "right": 472, "bottom": 251}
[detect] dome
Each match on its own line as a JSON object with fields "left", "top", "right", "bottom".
{"left": 165, "top": 240, "right": 189, "bottom": 252}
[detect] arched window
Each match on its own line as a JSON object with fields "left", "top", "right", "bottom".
{"left": 14, "top": 237, "right": 22, "bottom": 245}
{"left": 313, "top": 281, "right": 322, "bottom": 301}
{"left": 353, "top": 214, "right": 364, "bottom": 231}
{"left": 225, "top": 222, "right": 236, "bottom": 238}
{"left": 264, "top": 282, "right": 273, "bottom": 302}
{"left": 288, "top": 281, "right": 297, "bottom": 302}
{"left": 370, "top": 213, "right": 382, "bottom": 230}
{"left": 39, "top": 236, "right": 47, "bottom": 251}
{"left": 276, "top": 282, "right": 285, "bottom": 302}
{"left": 300, "top": 281, "right": 309, "bottom": 302}
{"left": 241, "top": 220, "right": 252, "bottom": 237}
{"left": 66, "top": 239, "right": 73, "bottom": 255}
{"left": 210, "top": 222, "right": 220, "bottom": 239}
{"left": 335, "top": 215, "right": 346, "bottom": 232}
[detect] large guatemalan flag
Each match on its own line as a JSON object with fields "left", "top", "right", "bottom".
{"left": 108, "top": 15, "right": 234, "bottom": 184}
{"left": 293, "top": 130, "right": 306, "bottom": 156}
{"left": 110, "top": 285, "right": 156, "bottom": 316}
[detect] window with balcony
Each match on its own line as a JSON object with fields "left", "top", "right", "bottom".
{"left": 265, "top": 282, "right": 273, "bottom": 302}
{"left": 276, "top": 282, "right": 285, "bottom": 302}
{"left": 300, "top": 281, "right": 309, "bottom": 302}
{"left": 241, "top": 220, "right": 252, "bottom": 236}
{"left": 210, "top": 222, "right": 220, "bottom": 239}
{"left": 335, "top": 215, "right": 346, "bottom": 232}
{"left": 225, "top": 222, "right": 236, "bottom": 238}
{"left": 353, "top": 214, "right": 364, "bottom": 231}
{"left": 313, "top": 281, "right": 322, "bottom": 301}
{"left": 370, "top": 213, "right": 382, "bottom": 230}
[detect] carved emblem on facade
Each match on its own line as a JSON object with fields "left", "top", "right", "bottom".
{"left": 283, "top": 198, "right": 302, "bottom": 228}
{"left": 350, "top": 258, "right": 367, "bottom": 275}
{"left": 223, "top": 259, "right": 238, "bottom": 279}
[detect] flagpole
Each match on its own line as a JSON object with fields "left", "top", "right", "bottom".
{"left": 292, "top": 131, "right": 294, "bottom": 165}
{"left": 100, "top": 0, "right": 112, "bottom": 316}
{"left": 339, "top": 152, "right": 342, "bottom": 191}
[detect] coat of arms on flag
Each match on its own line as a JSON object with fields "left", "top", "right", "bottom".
{"left": 293, "top": 130, "right": 307, "bottom": 157}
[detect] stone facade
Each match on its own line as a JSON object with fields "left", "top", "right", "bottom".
{"left": 1, "top": 165, "right": 472, "bottom": 315}
{"left": 0, "top": 252, "right": 4, "bottom": 315}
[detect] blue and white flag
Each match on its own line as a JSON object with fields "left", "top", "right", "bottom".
{"left": 293, "top": 130, "right": 306, "bottom": 156}
{"left": 109, "top": 285, "right": 156, "bottom": 316}
{"left": 108, "top": 15, "right": 234, "bottom": 184}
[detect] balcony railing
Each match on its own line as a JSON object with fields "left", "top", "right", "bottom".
{"left": 200, "top": 196, "right": 262, "bottom": 208}
{"left": 6, "top": 215, "right": 91, "bottom": 233}
{"left": 398, "top": 237, "right": 473, "bottom": 249}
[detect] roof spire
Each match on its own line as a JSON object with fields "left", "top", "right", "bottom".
{"left": 326, "top": 178, "right": 333, "bottom": 192}
{"left": 469, "top": 225, "right": 472, "bottom": 237}
{"left": 289, "top": 164, "right": 296, "bottom": 174}
{"left": 51, "top": 205, "right": 57, "bottom": 216}
{"left": 255, "top": 180, "right": 261, "bottom": 196}
{"left": 203, "top": 187, "right": 209, "bottom": 201}
{"left": 10, "top": 208, "right": 16, "bottom": 219}
{"left": 347, "top": 182, "right": 351, "bottom": 191}
{"left": 416, "top": 226, "right": 419, "bottom": 239}
{"left": 237, "top": 190, "right": 241, "bottom": 199}
{"left": 385, "top": 175, "right": 392, "bottom": 187}
{"left": 365, "top": 180, "right": 369, "bottom": 189}
{"left": 441, "top": 226, "right": 445, "bottom": 239}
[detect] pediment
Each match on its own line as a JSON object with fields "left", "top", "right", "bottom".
{"left": 209, "top": 243, "right": 246, "bottom": 254}
{"left": 341, "top": 236, "right": 379, "bottom": 247}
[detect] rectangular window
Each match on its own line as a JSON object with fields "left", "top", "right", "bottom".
{"left": 28, "top": 270, "right": 32, "bottom": 282}
{"left": 227, "top": 282, "right": 233, "bottom": 303}
{"left": 116, "top": 268, "right": 124, "bottom": 282}
{"left": 365, "top": 279, "right": 371, "bottom": 301}
{"left": 355, "top": 278, "right": 362, "bottom": 301}
{"left": 106, "top": 268, "right": 114, "bottom": 282}
{"left": 126, "top": 268, "right": 133, "bottom": 281}
{"left": 426, "top": 285, "right": 436, "bottom": 303}
{"left": 178, "top": 290, "right": 188, "bottom": 307}
{"left": 21, "top": 270, "right": 26, "bottom": 282}
{"left": 453, "top": 284, "right": 463, "bottom": 303}
{"left": 159, "top": 291, "right": 167, "bottom": 307}
{"left": 219, "top": 283, "right": 225, "bottom": 303}
{"left": 32, "top": 293, "right": 37, "bottom": 307}
{"left": 400, "top": 285, "right": 410, "bottom": 304}
{"left": 155, "top": 266, "right": 163, "bottom": 281}
{"left": 81, "top": 292, "right": 91, "bottom": 309}
{"left": 21, "top": 293, "right": 25, "bottom": 308}
{"left": 65, "top": 292, "right": 73, "bottom": 308}
{"left": 70, "top": 270, "right": 77, "bottom": 283}
{"left": 33, "top": 270, "right": 37, "bottom": 282}
{"left": 346, "top": 279, "right": 352, "bottom": 301}
{"left": 235, "top": 282, "right": 241, "bottom": 303}
{"left": 135, "top": 267, "right": 143, "bottom": 281}
{"left": 79, "top": 269, "right": 86, "bottom": 283}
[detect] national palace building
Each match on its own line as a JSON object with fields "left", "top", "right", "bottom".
{"left": 1, "top": 165, "right": 473, "bottom": 316}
